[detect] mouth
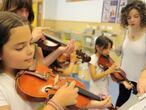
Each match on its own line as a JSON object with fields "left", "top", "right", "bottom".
{"left": 130, "top": 23, "right": 135, "bottom": 26}
{"left": 25, "top": 58, "right": 33, "bottom": 63}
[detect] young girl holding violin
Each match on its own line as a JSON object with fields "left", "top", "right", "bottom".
{"left": 0, "top": 11, "right": 113, "bottom": 110}
{"left": 1, "top": 0, "right": 75, "bottom": 67}
{"left": 89, "top": 35, "right": 132, "bottom": 110}
{"left": 88, "top": 36, "right": 117, "bottom": 108}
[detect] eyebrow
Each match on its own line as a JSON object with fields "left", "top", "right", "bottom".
{"left": 14, "top": 38, "right": 33, "bottom": 47}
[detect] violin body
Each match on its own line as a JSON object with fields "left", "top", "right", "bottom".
{"left": 98, "top": 55, "right": 126, "bottom": 82}
{"left": 16, "top": 71, "right": 91, "bottom": 108}
{"left": 16, "top": 64, "right": 116, "bottom": 109}
{"left": 98, "top": 55, "right": 137, "bottom": 94}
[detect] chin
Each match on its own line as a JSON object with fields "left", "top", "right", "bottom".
{"left": 19, "top": 64, "right": 32, "bottom": 70}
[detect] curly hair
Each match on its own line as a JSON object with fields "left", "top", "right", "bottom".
{"left": 120, "top": 0, "right": 146, "bottom": 28}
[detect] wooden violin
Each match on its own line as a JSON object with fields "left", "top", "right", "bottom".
{"left": 37, "top": 33, "right": 91, "bottom": 62}
{"left": 16, "top": 64, "right": 116, "bottom": 110}
{"left": 98, "top": 55, "right": 137, "bottom": 94}
{"left": 37, "top": 33, "right": 66, "bottom": 52}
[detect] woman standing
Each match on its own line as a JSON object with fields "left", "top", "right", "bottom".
{"left": 116, "top": 0, "right": 146, "bottom": 108}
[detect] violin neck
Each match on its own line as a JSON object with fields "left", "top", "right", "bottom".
{"left": 77, "top": 86, "right": 117, "bottom": 110}
{"left": 77, "top": 86, "right": 101, "bottom": 101}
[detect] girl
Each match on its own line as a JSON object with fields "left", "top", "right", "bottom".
{"left": 89, "top": 35, "right": 131, "bottom": 110}
{"left": 89, "top": 36, "right": 117, "bottom": 108}
{"left": 1, "top": 0, "right": 75, "bottom": 67}
{"left": 0, "top": 11, "right": 112, "bottom": 110}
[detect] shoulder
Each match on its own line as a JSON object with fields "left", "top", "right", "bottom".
{"left": 0, "top": 73, "right": 14, "bottom": 90}
{"left": 90, "top": 54, "right": 98, "bottom": 65}
{"left": 90, "top": 54, "right": 98, "bottom": 60}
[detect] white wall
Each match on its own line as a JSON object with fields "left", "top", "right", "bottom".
{"left": 43, "top": 0, "right": 58, "bottom": 20}
{"left": 43, "top": 0, "right": 103, "bottom": 22}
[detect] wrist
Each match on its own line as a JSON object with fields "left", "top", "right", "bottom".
{"left": 56, "top": 47, "right": 65, "bottom": 54}
{"left": 47, "top": 99, "right": 64, "bottom": 110}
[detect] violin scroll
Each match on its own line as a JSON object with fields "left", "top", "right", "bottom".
{"left": 76, "top": 49, "right": 91, "bottom": 63}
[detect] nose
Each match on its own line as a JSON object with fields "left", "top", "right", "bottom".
{"left": 26, "top": 44, "right": 35, "bottom": 56}
{"left": 130, "top": 16, "right": 136, "bottom": 22}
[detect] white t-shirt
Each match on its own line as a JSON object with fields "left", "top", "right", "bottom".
{"left": 0, "top": 73, "right": 42, "bottom": 110}
{"left": 89, "top": 54, "right": 109, "bottom": 96}
{"left": 121, "top": 32, "right": 146, "bottom": 82}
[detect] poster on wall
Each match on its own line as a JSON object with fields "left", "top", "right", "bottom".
{"left": 116, "top": 0, "right": 127, "bottom": 23}
{"left": 101, "top": 0, "right": 119, "bottom": 23}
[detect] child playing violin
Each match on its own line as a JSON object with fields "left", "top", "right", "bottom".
{"left": 0, "top": 11, "right": 113, "bottom": 110}
{"left": 1, "top": 0, "right": 75, "bottom": 67}
{"left": 88, "top": 35, "right": 132, "bottom": 110}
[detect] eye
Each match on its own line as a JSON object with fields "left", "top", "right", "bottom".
{"left": 134, "top": 15, "right": 139, "bottom": 18}
{"left": 15, "top": 45, "right": 25, "bottom": 51}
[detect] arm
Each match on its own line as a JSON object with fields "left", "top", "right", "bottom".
{"left": 32, "top": 28, "right": 75, "bottom": 67}
{"left": 89, "top": 63, "right": 118, "bottom": 81}
{"left": 89, "top": 63, "right": 105, "bottom": 81}
{"left": 43, "top": 47, "right": 66, "bottom": 66}
{"left": 137, "top": 69, "right": 146, "bottom": 94}
{"left": 63, "top": 51, "right": 79, "bottom": 75}
{"left": 0, "top": 106, "right": 10, "bottom": 110}
{"left": 44, "top": 40, "right": 75, "bottom": 66}
{"left": 86, "top": 96, "right": 112, "bottom": 109}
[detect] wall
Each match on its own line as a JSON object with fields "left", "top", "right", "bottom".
{"left": 43, "top": 0, "right": 103, "bottom": 22}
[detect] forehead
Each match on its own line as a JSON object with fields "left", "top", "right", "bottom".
{"left": 128, "top": 8, "right": 140, "bottom": 15}
{"left": 9, "top": 25, "right": 32, "bottom": 43}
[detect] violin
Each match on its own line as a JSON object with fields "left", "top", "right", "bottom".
{"left": 37, "top": 33, "right": 66, "bottom": 52}
{"left": 37, "top": 33, "right": 91, "bottom": 62}
{"left": 16, "top": 64, "right": 116, "bottom": 110}
{"left": 98, "top": 55, "right": 137, "bottom": 94}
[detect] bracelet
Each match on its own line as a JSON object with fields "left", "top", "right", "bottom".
{"left": 47, "top": 99, "right": 64, "bottom": 110}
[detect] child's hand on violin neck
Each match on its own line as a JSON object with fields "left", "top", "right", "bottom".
{"left": 51, "top": 81, "right": 79, "bottom": 107}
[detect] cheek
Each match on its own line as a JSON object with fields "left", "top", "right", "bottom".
{"left": 3, "top": 52, "right": 22, "bottom": 67}
{"left": 2, "top": 51, "right": 30, "bottom": 69}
